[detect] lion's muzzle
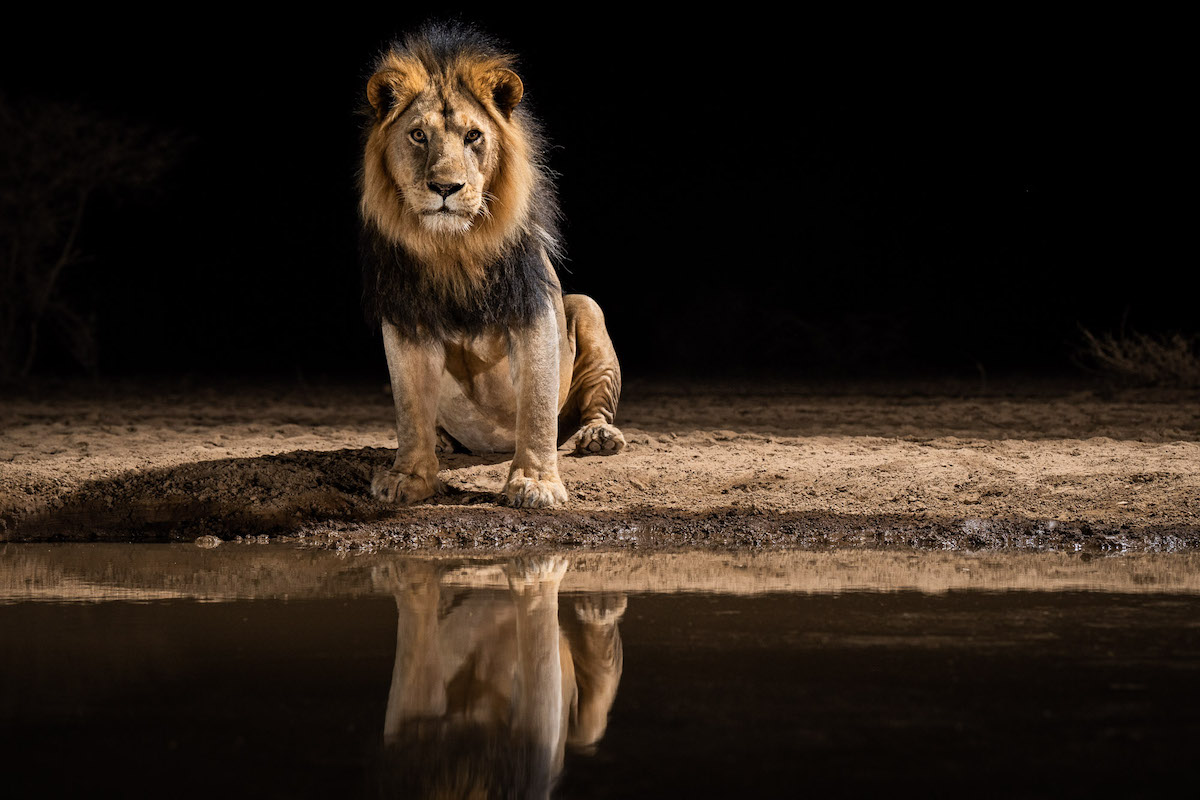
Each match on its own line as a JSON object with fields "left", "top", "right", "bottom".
{"left": 428, "top": 181, "right": 464, "bottom": 198}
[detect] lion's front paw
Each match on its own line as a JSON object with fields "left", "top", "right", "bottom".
{"left": 575, "top": 592, "right": 628, "bottom": 624}
{"left": 504, "top": 469, "right": 569, "bottom": 508}
{"left": 575, "top": 422, "right": 626, "bottom": 456}
{"left": 505, "top": 555, "right": 570, "bottom": 589}
{"left": 505, "top": 556, "right": 568, "bottom": 607}
{"left": 375, "top": 560, "right": 441, "bottom": 595}
{"left": 371, "top": 468, "right": 441, "bottom": 504}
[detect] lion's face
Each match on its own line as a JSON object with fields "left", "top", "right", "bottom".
{"left": 386, "top": 89, "right": 502, "bottom": 235}
{"left": 363, "top": 49, "right": 535, "bottom": 269}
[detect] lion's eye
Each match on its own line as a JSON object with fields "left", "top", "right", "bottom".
{"left": 410, "top": 129, "right": 426, "bottom": 143}
{"left": 465, "top": 129, "right": 482, "bottom": 143}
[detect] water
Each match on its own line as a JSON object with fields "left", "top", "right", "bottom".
{"left": 3, "top": 544, "right": 1200, "bottom": 798}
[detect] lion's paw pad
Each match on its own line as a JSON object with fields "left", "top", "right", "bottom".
{"left": 575, "top": 423, "right": 626, "bottom": 456}
{"left": 504, "top": 476, "right": 569, "bottom": 508}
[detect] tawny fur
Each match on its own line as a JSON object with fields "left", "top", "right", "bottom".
{"left": 378, "top": 558, "right": 625, "bottom": 795}
{"left": 359, "top": 23, "right": 624, "bottom": 509}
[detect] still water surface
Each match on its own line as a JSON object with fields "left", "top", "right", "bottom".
{"left": 3, "top": 544, "right": 1200, "bottom": 798}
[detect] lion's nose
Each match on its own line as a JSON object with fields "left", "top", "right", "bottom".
{"left": 428, "top": 182, "right": 464, "bottom": 198}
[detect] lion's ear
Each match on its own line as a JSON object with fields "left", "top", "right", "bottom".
{"left": 367, "top": 69, "right": 420, "bottom": 122}
{"left": 487, "top": 68, "right": 524, "bottom": 119}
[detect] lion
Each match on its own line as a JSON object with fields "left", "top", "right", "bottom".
{"left": 359, "top": 23, "right": 625, "bottom": 509}
{"left": 376, "top": 557, "right": 626, "bottom": 798}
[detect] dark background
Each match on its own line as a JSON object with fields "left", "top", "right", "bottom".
{"left": 1, "top": 8, "right": 1190, "bottom": 383}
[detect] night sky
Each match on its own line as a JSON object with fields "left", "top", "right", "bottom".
{"left": 1, "top": 9, "right": 1189, "bottom": 381}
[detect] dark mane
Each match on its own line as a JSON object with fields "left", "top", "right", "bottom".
{"left": 400, "top": 19, "right": 511, "bottom": 69}
{"left": 360, "top": 225, "right": 556, "bottom": 339}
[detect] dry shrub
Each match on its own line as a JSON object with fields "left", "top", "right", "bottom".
{"left": 1077, "top": 327, "right": 1200, "bottom": 388}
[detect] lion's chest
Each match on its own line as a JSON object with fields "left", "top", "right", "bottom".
{"left": 437, "top": 333, "right": 519, "bottom": 452}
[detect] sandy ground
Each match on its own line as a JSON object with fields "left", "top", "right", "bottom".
{"left": 1, "top": 378, "right": 1198, "bottom": 550}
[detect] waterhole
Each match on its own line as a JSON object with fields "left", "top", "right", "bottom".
{"left": 2, "top": 544, "right": 1199, "bottom": 797}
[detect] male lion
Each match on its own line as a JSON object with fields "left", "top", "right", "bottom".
{"left": 377, "top": 557, "right": 626, "bottom": 798}
{"left": 360, "top": 23, "right": 624, "bottom": 509}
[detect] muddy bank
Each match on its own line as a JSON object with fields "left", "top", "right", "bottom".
{"left": 2, "top": 379, "right": 1198, "bottom": 550}
{"left": 293, "top": 507, "right": 1200, "bottom": 553}
{"left": 6, "top": 543, "right": 1200, "bottom": 602}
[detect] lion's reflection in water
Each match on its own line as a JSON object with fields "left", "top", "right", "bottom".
{"left": 375, "top": 556, "right": 625, "bottom": 799}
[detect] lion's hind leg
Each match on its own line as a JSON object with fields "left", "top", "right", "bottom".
{"left": 559, "top": 294, "right": 626, "bottom": 456}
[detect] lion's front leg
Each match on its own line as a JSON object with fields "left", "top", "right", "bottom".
{"left": 505, "top": 306, "right": 569, "bottom": 508}
{"left": 505, "top": 556, "right": 570, "bottom": 772}
{"left": 372, "top": 322, "right": 444, "bottom": 504}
